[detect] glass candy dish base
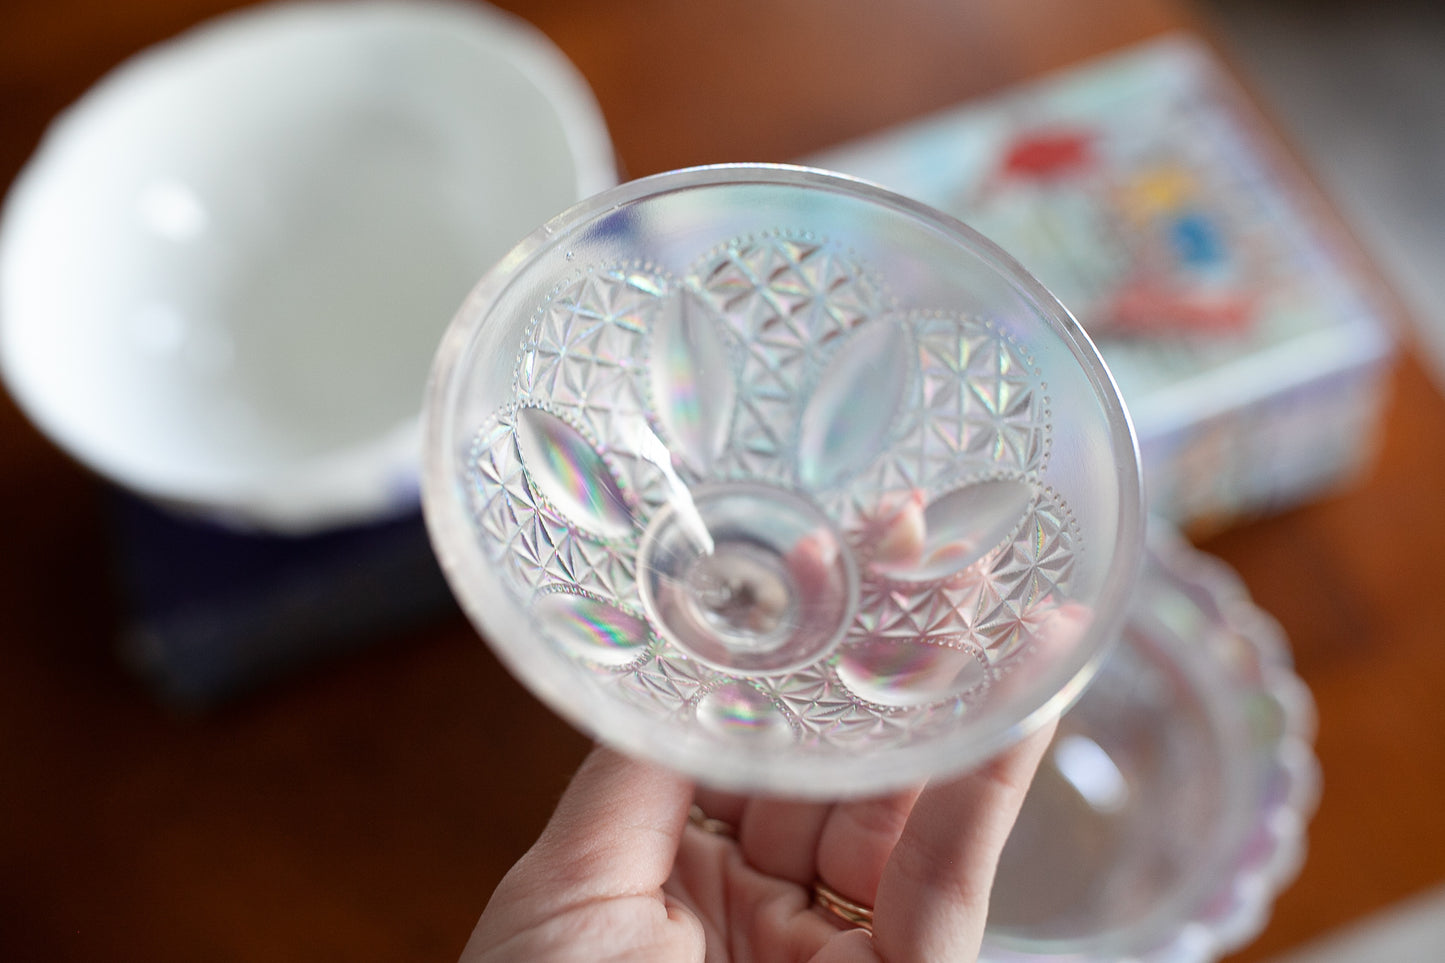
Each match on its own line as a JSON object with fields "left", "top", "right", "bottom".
{"left": 982, "top": 528, "right": 1319, "bottom": 963}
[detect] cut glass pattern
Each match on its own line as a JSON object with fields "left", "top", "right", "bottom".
{"left": 464, "top": 230, "right": 1073, "bottom": 751}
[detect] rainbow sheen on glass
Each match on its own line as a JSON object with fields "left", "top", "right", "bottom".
{"left": 835, "top": 636, "right": 993, "bottom": 708}
{"left": 514, "top": 405, "right": 633, "bottom": 540}
{"left": 650, "top": 288, "right": 734, "bottom": 476}
{"left": 535, "top": 589, "right": 652, "bottom": 667}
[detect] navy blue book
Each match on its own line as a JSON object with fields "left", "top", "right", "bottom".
{"left": 109, "top": 492, "right": 458, "bottom": 708}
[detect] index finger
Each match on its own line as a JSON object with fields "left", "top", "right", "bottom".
{"left": 870, "top": 722, "right": 1057, "bottom": 963}
{"left": 477, "top": 746, "right": 693, "bottom": 939}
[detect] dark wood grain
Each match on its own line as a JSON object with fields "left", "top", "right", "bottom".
{"left": 1, "top": 0, "right": 1438, "bottom": 959}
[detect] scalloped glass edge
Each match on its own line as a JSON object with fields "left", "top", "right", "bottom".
{"left": 981, "top": 524, "right": 1321, "bottom": 963}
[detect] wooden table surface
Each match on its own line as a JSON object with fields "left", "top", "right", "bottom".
{"left": 3, "top": 0, "right": 1442, "bottom": 959}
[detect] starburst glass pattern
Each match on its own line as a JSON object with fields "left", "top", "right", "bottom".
{"left": 692, "top": 232, "right": 889, "bottom": 480}
{"left": 516, "top": 265, "right": 676, "bottom": 517}
{"left": 761, "top": 666, "right": 915, "bottom": 750}
{"left": 465, "top": 406, "right": 638, "bottom": 605}
{"left": 896, "top": 311, "right": 1049, "bottom": 485}
{"left": 844, "top": 488, "right": 1078, "bottom": 652}
{"left": 462, "top": 231, "right": 1080, "bottom": 754}
{"left": 819, "top": 314, "right": 1049, "bottom": 545}
{"left": 609, "top": 648, "right": 722, "bottom": 715}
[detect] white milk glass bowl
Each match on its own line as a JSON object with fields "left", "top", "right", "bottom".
{"left": 0, "top": 0, "right": 615, "bottom": 532}
{"left": 423, "top": 164, "right": 1145, "bottom": 796}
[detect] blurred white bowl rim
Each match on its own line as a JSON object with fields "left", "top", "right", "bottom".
{"left": 0, "top": 0, "right": 616, "bottom": 532}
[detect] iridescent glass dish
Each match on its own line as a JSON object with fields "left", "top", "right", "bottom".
{"left": 422, "top": 164, "right": 1144, "bottom": 795}
{"left": 983, "top": 528, "right": 1319, "bottom": 962}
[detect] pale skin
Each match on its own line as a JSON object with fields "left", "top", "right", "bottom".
{"left": 462, "top": 492, "right": 1061, "bottom": 962}
{"left": 460, "top": 728, "right": 1055, "bottom": 963}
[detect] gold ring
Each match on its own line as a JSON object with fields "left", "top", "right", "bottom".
{"left": 687, "top": 804, "right": 737, "bottom": 838}
{"left": 812, "top": 879, "right": 874, "bottom": 933}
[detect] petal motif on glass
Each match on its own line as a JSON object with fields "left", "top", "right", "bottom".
{"left": 797, "top": 319, "right": 910, "bottom": 490}
{"left": 870, "top": 477, "right": 1036, "bottom": 583}
{"left": 514, "top": 405, "right": 634, "bottom": 540}
{"left": 694, "top": 680, "right": 796, "bottom": 746}
{"left": 535, "top": 589, "right": 652, "bottom": 667}
{"left": 835, "top": 637, "right": 991, "bottom": 708}
{"left": 649, "top": 287, "right": 735, "bottom": 474}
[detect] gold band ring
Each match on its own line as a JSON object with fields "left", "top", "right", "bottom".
{"left": 812, "top": 879, "right": 874, "bottom": 933}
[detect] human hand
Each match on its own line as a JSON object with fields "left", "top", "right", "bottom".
{"left": 462, "top": 488, "right": 1065, "bottom": 961}
{"left": 458, "top": 722, "right": 1054, "bottom": 963}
